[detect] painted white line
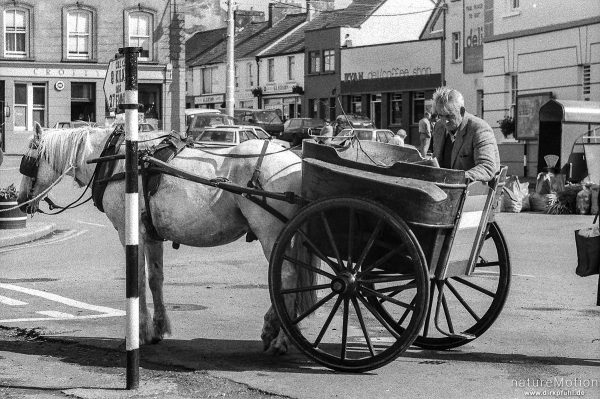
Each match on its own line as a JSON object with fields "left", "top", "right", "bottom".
{"left": 36, "top": 310, "right": 76, "bottom": 318}
{"left": 0, "top": 229, "right": 87, "bottom": 254}
{"left": 0, "top": 313, "right": 124, "bottom": 323}
{"left": 474, "top": 270, "right": 536, "bottom": 278}
{"left": 0, "top": 283, "right": 125, "bottom": 315}
{"left": 0, "top": 295, "right": 27, "bottom": 306}
{"left": 76, "top": 220, "right": 106, "bottom": 227}
{"left": 0, "top": 167, "right": 20, "bottom": 171}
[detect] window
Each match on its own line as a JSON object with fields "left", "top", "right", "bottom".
{"left": 510, "top": 74, "right": 518, "bottom": 116}
{"left": 582, "top": 64, "right": 591, "bottom": 100}
{"left": 452, "top": 32, "right": 461, "bottom": 62}
{"left": 202, "top": 67, "right": 216, "bottom": 94}
{"left": 128, "top": 11, "right": 152, "bottom": 60}
{"left": 476, "top": 89, "right": 484, "bottom": 118}
{"left": 247, "top": 63, "right": 253, "bottom": 86}
{"left": 287, "top": 56, "right": 295, "bottom": 80}
{"left": 411, "top": 92, "right": 425, "bottom": 124}
{"left": 71, "top": 82, "right": 95, "bottom": 121}
{"left": 234, "top": 65, "right": 239, "bottom": 88}
{"left": 14, "top": 83, "right": 27, "bottom": 128}
{"left": 351, "top": 95, "right": 362, "bottom": 114}
{"left": 309, "top": 51, "right": 320, "bottom": 74}
{"left": 323, "top": 49, "right": 335, "bottom": 72}
{"left": 67, "top": 10, "right": 91, "bottom": 59}
{"left": 509, "top": 0, "right": 520, "bottom": 11}
{"left": 32, "top": 84, "right": 46, "bottom": 126}
{"left": 267, "top": 58, "right": 275, "bottom": 82}
{"left": 4, "top": 8, "right": 29, "bottom": 58}
{"left": 390, "top": 94, "right": 403, "bottom": 124}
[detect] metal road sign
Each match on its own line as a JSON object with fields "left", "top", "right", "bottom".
{"left": 103, "top": 57, "right": 126, "bottom": 113}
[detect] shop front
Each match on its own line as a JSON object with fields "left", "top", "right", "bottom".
{"left": 340, "top": 40, "right": 441, "bottom": 146}
{"left": 261, "top": 82, "right": 302, "bottom": 121}
{"left": 190, "top": 93, "right": 225, "bottom": 110}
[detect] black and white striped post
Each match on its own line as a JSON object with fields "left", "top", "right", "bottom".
{"left": 120, "top": 46, "right": 142, "bottom": 390}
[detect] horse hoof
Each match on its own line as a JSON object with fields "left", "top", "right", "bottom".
{"left": 150, "top": 336, "right": 163, "bottom": 345}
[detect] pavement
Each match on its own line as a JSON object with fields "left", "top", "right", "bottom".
{"left": 0, "top": 221, "right": 56, "bottom": 248}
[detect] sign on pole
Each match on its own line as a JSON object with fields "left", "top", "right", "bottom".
{"left": 104, "top": 57, "right": 126, "bottom": 114}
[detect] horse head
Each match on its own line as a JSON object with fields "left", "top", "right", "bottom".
{"left": 17, "top": 122, "right": 94, "bottom": 214}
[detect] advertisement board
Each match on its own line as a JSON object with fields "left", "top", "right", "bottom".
{"left": 516, "top": 92, "right": 553, "bottom": 140}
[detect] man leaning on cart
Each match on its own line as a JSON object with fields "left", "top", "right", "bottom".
{"left": 431, "top": 87, "right": 500, "bottom": 182}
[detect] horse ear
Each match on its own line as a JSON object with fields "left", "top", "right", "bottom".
{"left": 34, "top": 122, "right": 43, "bottom": 140}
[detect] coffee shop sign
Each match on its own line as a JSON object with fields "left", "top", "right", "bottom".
{"left": 344, "top": 65, "right": 432, "bottom": 81}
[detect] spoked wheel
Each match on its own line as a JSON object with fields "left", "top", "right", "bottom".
{"left": 414, "top": 221, "right": 511, "bottom": 350}
{"left": 269, "top": 197, "right": 429, "bottom": 372}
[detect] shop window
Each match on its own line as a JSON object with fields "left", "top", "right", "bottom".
{"left": 127, "top": 10, "right": 153, "bottom": 61}
{"left": 308, "top": 99, "right": 316, "bottom": 118}
{"left": 451, "top": 32, "right": 461, "bottom": 62}
{"left": 14, "top": 83, "right": 27, "bottom": 128}
{"left": 3, "top": 7, "right": 31, "bottom": 58}
{"left": 411, "top": 92, "right": 425, "bottom": 124}
{"left": 309, "top": 51, "right": 320, "bottom": 74}
{"left": 323, "top": 49, "right": 335, "bottom": 72}
{"left": 139, "top": 83, "right": 160, "bottom": 122}
{"left": 287, "top": 56, "right": 295, "bottom": 81}
{"left": 267, "top": 58, "right": 275, "bottom": 82}
{"left": 32, "top": 84, "right": 46, "bottom": 127}
{"left": 71, "top": 82, "right": 95, "bottom": 121}
{"left": 66, "top": 8, "right": 92, "bottom": 60}
{"left": 476, "top": 89, "right": 484, "bottom": 118}
{"left": 247, "top": 63, "right": 253, "bottom": 86}
{"left": 390, "top": 93, "right": 403, "bottom": 125}
{"left": 351, "top": 95, "right": 362, "bottom": 114}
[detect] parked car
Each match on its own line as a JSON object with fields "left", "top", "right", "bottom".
{"left": 52, "top": 120, "right": 98, "bottom": 129}
{"left": 332, "top": 128, "right": 395, "bottom": 145}
{"left": 194, "top": 125, "right": 290, "bottom": 148}
{"left": 230, "top": 108, "right": 285, "bottom": 136}
{"left": 111, "top": 121, "right": 156, "bottom": 132}
{"left": 184, "top": 108, "right": 224, "bottom": 126}
{"left": 280, "top": 117, "right": 326, "bottom": 146}
{"left": 333, "top": 114, "right": 375, "bottom": 135}
{"left": 186, "top": 112, "right": 236, "bottom": 140}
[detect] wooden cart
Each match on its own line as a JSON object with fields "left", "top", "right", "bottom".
{"left": 268, "top": 140, "right": 510, "bottom": 372}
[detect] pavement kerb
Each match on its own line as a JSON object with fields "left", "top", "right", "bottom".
{"left": 0, "top": 222, "right": 56, "bottom": 248}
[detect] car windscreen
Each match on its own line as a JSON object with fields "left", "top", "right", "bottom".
{"left": 355, "top": 130, "right": 373, "bottom": 140}
{"left": 305, "top": 119, "right": 325, "bottom": 128}
{"left": 197, "top": 130, "right": 235, "bottom": 143}
{"left": 255, "top": 111, "right": 282, "bottom": 124}
{"left": 192, "top": 114, "right": 234, "bottom": 128}
{"left": 253, "top": 129, "right": 270, "bottom": 139}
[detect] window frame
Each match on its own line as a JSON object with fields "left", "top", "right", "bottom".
{"left": 451, "top": 32, "right": 461, "bottom": 62}
{"left": 287, "top": 55, "right": 295, "bottom": 81}
{"left": 308, "top": 51, "right": 321, "bottom": 74}
{"left": 125, "top": 8, "right": 155, "bottom": 62}
{"left": 247, "top": 62, "right": 254, "bottom": 86}
{"left": 323, "top": 49, "right": 335, "bottom": 72}
{"left": 267, "top": 58, "right": 275, "bottom": 82}
{"left": 390, "top": 93, "right": 403, "bottom": 125}
{"left": 3, "top": 6, "right": 32, "bottom": 59}
{"left": 202, "top": 67, "right": 216, "bottom": 94}
{"left": 62, "top": 5, "right": 96, "bottom": 61}
{"left": 411, "top": 91, "right": 425, "bottom": 125}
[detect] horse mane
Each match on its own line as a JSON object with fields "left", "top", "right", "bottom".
{"left": 39, "top": 126, "right": 101, "bottom": 186}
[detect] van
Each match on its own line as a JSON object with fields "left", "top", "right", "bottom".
{"left": 230, "top": 108, "right": 284, "bottom": 136}
{"left": 185, "top": 108, "right": 223, "bottom": 127}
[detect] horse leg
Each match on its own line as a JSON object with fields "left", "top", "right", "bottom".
{"left": 144, "top": 237, "right": 171, "bottom": 342}
{"left": 137, "top": 236, "right": 156, "bottom": 345}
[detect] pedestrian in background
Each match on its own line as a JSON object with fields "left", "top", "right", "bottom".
{"left": 418, "top": 111, "right": 432, "bottom": 157}
{"left": 389, "top": 126, "right": 407, "bottom": 146}
{"left": 431, "top": 86, "right": 500, "bottom": 182}
{"left": 318, "top": 120, "right": 333, "bottom": 145}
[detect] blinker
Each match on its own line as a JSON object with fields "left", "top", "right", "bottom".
{"left": 19, "top": 155, "right": 39, "bottom": 178}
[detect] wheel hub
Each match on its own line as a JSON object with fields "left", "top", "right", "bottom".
{"left": 331, "top": 272, "right": 357, "bottom": 295}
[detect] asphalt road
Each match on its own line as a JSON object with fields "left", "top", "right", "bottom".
{"left": 1, "top": 153, "right": 599, "bottom": 399}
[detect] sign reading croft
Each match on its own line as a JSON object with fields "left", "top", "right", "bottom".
{"left": 104, "top": 57, "right": 126, "bottom": 113}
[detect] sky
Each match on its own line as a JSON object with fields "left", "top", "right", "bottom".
{"left": 226, "top": 0, "right": 353, "bottom": 13}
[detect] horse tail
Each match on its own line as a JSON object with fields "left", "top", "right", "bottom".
{"left": 290, "top": 233, "right": 318, "bottom": 316}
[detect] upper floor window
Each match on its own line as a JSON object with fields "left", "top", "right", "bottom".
{"left": 234, "top": 64, "right": 239, "bottom": 88}
{"left": 247, "top": 62, "right": 253, "bottom": 86}
{"left": 287, "top": 56, "right": 295, "bottom": 80}
{"left": 128, "top": 11, "right": 153, "bottom": 61}
{"left": 202, "top": 67, "right": 216, "bottom": 94}
{"left": 451, "top": 32, "right": 461, "bottom": 62}
{"left": 267, "top": 58, "right": 275, "bottom": 82}
{"left": 509, "top": 0, "right": 520, "bottom": 11}
{"left": 309, "top": 51, "right": 320, "bottom": 74}
{"left": 3, "top": 8, "right": 29, "bottom": 58}
{"left": 323, "top": 49, "right": 335, "bottom": 72}
{"left": 67, "top": 10, "right": 91, "bottom": 59}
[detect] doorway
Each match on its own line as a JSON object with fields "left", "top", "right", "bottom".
{"left": 371, "top": 94, "right": 382, "bottom": 128}
{"left": 71, "top": 82, "right": 96, "bottom": 122}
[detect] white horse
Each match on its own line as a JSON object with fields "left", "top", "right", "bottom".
{"left": 17, "top": 123, "right": 316, "bottom": 354}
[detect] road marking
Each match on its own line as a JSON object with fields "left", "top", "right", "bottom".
{"left": 36, "top": 310, "right": 76, "bottom": 318}
{"left": 0, "top": 283, "right": 125, "bottom": 323}
{"left": 474, "top": 270, "right": 536, "bottom": 278}
{"left": 0, "top": 229, "right": 87, "bottom": 254}
{"left": 77, "top": 220, "right": 106, "bottom": 227}
{"left": 0, "top": 167, "right": 19, "bottom": 171}
{"left": 0, "top": 295, "right": 27, "bottom": 306}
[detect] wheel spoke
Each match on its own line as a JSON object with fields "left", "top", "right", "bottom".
{"left": 313, "top": 295, "right": 343, "bottom": 348}
{"left": 360, "top": 274, "right": 415, "bottom": 284}
{"left": 283, "top": 255, "right": 335, "bottom": 280}
{"left": 477, "top": 258, "right": 500, "bottom": 267}
{"left": 320, "top": 211, "right": 344, "bottom": 271}
{"left": 291, "top": 291, "right": 337, "bottom": 325}
{"left": 373, "top": 281, "right": 417, "bottom": 296}
{"left": 396, "top": 296, "right": 415, "bottom": 326}
{"left": 361, "top": 285, "right": 415, "bottom": 310}
{"left": 351, "top": 297, "right": 375, "bottom": 357}
{"left": 353, "top": 218, "right": 384, "bottom": 273}
{"left": 441, "top": 293, "right": 455, "bottom": 333}
{"left": 356, "top": 244, "right": 406, "bottom": 277}
{"left": 421, "top": 280, "right": 436, "bottom": 338}
{"left": 294, "top": 229, "right": 340, "bottom": 275}
{"left": 451, "top": 276, "right": 495, "bottom": 297}
{"left": 347, "top": 207, "right": 355, "bottom": 268}
{"left": 357, "top": 295, "right": 403, "bottom": 340}
{"left": 341, "top": 298, "right": 349, "bottom": 361}
{"left": 280, "top": 283, "right": 331, "bottom": 295}
{"left": 445, "top": 280, "right": 481, "bottom": 322}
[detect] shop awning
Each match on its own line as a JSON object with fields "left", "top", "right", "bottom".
{"left": 539, "top": 99, "right": 600, "bottom": 124}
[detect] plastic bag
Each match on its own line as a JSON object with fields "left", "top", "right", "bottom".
{"left": 575, "top": 216, "right": 600, "bottom": 277}
{"left": 502, "top": 176, "right": 529, "bottom": 213}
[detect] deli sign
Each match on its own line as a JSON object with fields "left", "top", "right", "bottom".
{"left": 103, "top": 57, "right": 126, "bottom": 113}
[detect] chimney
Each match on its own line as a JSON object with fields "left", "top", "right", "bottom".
{"left": 268, "top": 3, "right": 275, "bottom": 27}
{"left": 306, "top": 1, "right": 315, "bottom": 21}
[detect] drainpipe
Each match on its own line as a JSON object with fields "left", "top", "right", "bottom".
{"left": 255, "top": 55, "right": 261, "bottom": 108}
{"left": 441, "top": 1, "right": 448, "bottom": 86}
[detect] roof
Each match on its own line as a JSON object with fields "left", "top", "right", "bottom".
{"left": 306, "top": 0, "right": 386, "bottom": 31}
{"left": 539, "top": 99, "right": 600, "bottom": 124}
{"left": 235, "top": 13, "right": 307, "bottom": 59}
{"left": 185, "top": 28, "right": 227, "bottom": 63}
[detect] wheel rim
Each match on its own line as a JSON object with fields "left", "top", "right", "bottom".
{"left": 269, "top": 197, "right": 429, "bottom": 372}
{"left": 414, "top": 221, "right": 511, "bottom": 349}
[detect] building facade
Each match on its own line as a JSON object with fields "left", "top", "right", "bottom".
{"left": 0, "top": 0, "right": 186, "bottom": 152}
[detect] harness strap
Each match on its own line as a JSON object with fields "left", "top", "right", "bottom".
{"left": 247, "top": 140, "right": 270, "bottom": 191}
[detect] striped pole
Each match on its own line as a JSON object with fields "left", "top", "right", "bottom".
{"left": 120, "top": 46, "right": 141, "bottom": 390}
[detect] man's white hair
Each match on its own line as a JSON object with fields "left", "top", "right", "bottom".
{"left": 432, "top": 87, "right": 464, "bottom": 114}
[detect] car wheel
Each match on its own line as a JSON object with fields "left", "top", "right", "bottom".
{"left": 292, "top": 134, "right": 301, "bottom": 147}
